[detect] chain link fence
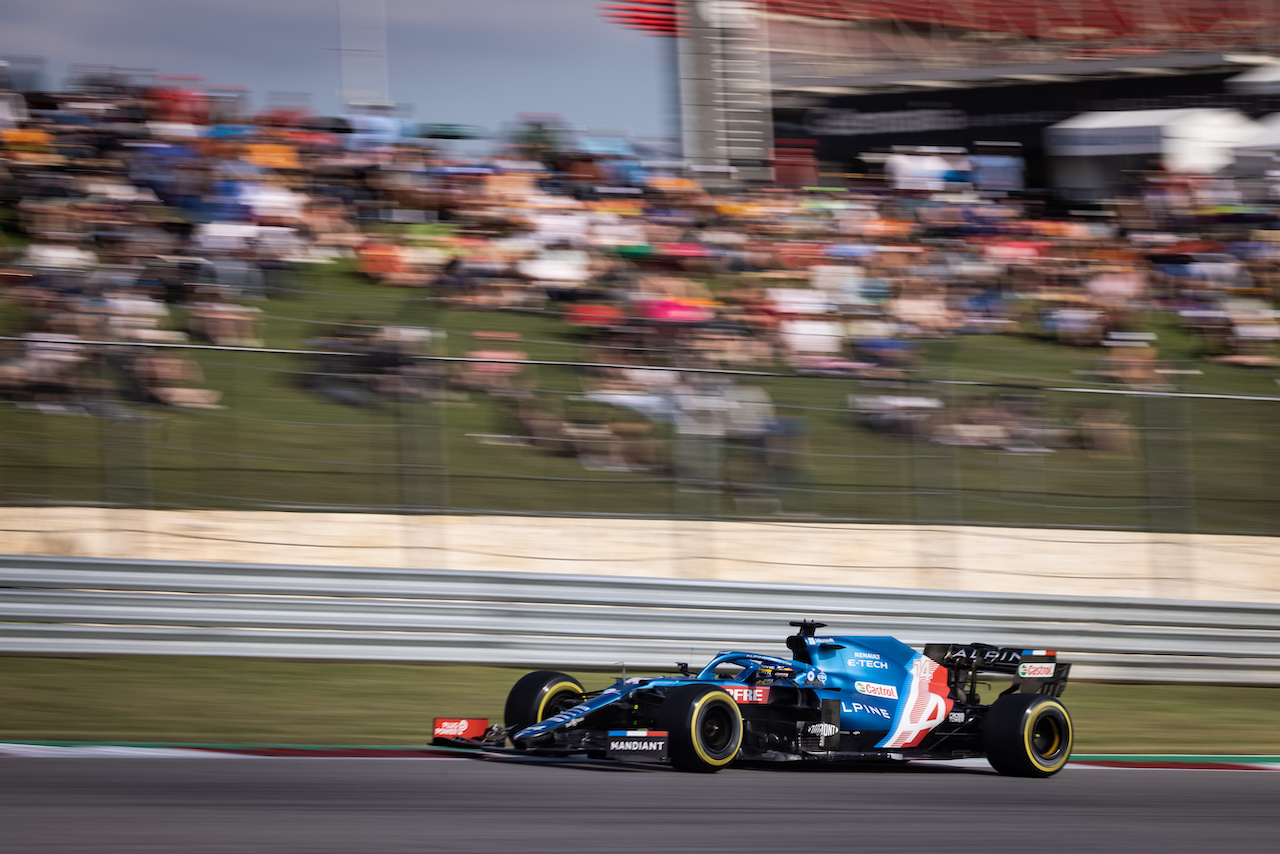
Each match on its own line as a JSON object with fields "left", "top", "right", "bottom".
{"left": 2, "top": 334, "right": 1278, "bottom": 538}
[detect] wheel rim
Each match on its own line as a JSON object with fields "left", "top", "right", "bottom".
{"left": 700, "top": 703, "right": 735, "bottom": 754}
{"left": 543, "top": 690, "right": 579, "bottom": 720}
{"left": 1031, "top": 713, "right": 1064, "bottom": 760}
{"left": 532, "top": 681, "right": 582, "bottom": 724}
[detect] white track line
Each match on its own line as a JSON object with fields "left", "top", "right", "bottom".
{"left": 3, "top": 744, "right": 1276, "bottom": 769}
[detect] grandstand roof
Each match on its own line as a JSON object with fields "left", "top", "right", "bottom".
{"left": 776, "top": 51, "right": 1277, "bottom": 97}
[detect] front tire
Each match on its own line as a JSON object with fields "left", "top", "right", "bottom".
{"left": 983, "top": 693, "right": 1073, "bottom": 777}
{"left": 659, "top": 685, "right": 743, "bottom": 773}
{"left": 504, "top": 670, "right": 584, "bottom": 744}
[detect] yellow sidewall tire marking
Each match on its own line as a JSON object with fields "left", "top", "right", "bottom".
{"left": 536, "top": 681, "right": 581, "bottom": 722}
{"left": 1024, "top": 701, "right": 1072, "bottom": 774}
{"left": 690, "top": 693, "right": 743, "bottom": 767}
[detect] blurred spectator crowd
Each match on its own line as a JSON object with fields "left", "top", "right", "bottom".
{"left": 3, "top": 87, "right": 1279, "bottom": 480}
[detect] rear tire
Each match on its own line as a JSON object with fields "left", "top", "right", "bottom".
{"left": 504, "top": 670, "right": 584, "bottom": 745}
{"left": 983, "top": 693, "right": 1073, "bottom": 778}
{"left": 659, "top": 685, "right": 743, "bottom": 773}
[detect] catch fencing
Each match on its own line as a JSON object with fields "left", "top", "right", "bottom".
{"left": 3, "top": 332, "right": 1280, "bottom": 540}
{"left": 2, "top": 555, "right": 1278, "bottom": 684}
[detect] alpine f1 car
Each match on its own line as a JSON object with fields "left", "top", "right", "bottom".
{"left": 442, "top": 621, "right": 1074, "bottom": 777}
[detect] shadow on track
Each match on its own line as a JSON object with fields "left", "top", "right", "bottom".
{"left": 475, "top": 750, "right": 996, "bottom": 776}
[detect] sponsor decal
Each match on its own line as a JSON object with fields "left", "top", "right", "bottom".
{"left": 432, "top": 718, "right": 489, "bottom": 739}
{"left": 1018, "top": 662, "right": 1057, "bottom": 679}
{"left": 952, "top": 646, "right": 1022, "bottom": 666}
{"left": 518, "top": 691, "right": 629, "bottom": 738}
{"left": 549, "top": 703, "right": 590, "bottom": 722}
{"left": 806, "top": 107, "right": 967, "bottom": 137}
{"left": 609, "top": 740, "right": 665, "bottom": 752}
{"left": 606, "top": 731, "right": 668, "bottom": 755}
{"left": 529, "top": 703, "right": 591, "bottom": 733}
{"left": 724, "top": 685, "right": 771, "bottom": 704}
{"left": 855, "top": 681, "right": 899, "bottom": 700}
{"left": 850, "top": 651, "right": 881, "bottom": 659}
{"left": 800, "top": 669, "right": 828, "bottom": 686}
{"left": 848, "top": 658, "right": 890, "bottom": 670}
{"left": 948, "top": 711, "right": 966, "bottom": 724}
{"left": 876, "top": 655, "right": 954, "bottom": 750}
{"left": 806, "top": 722, "right": 840, "bottom": 737}
{"left": 841, "top": 701, "right": 892, "bottom": 720}
{"left": 805, "top": 107, "right": 1083, "bottom": 138}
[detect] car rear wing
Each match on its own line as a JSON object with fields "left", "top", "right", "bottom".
{"left": 924, "top": 642, "right": 1070, "bottom": 697}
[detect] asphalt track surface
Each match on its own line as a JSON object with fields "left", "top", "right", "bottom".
{"left": 4, "top": 756, "right": 1279, "bottom": 854}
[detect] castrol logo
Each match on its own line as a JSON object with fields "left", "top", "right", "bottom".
{"left": 854, "top": 681, "right": 899, "bottom": 700}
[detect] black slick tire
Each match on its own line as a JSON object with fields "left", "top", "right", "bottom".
{"left": 659, "top": 684, "right": 743, "bottom": 773}
{"left": 504, "top": 670, "right": 584, "bottom": 745}
{"left": 983, "top": 693, "right": 1073, "bottom": 778}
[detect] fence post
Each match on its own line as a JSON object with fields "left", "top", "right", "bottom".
{"left": 911, "top": 378, "right": 958, "bottom": 587}
{"left": 100, "top": 379, "right": 151, "bottom": 557}
{"left": 671, "top": 368, "right": 726, "bottom": 577}
{"left": 400, "top": 328, "right": 451, "bottom": 568}
{"left": 1143, "top": 392, "right": 1195, "bottom": 598}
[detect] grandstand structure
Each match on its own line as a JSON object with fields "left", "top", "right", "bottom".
{"left": 602, "top": 1, "right": 1280, "bottom": 186}
{"left": 605, "top": 1, "right": 1280, "bottom": 76}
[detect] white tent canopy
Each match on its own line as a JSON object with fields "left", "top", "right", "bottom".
{"left": 1046, "top": 108, "right": 1260, "bottom": 173}
{"left": 1230, "top": 114, "right": 1280, "bottom": 180}
{"left": 1229, "top": 63, "right": 1280, "bottom": 96}
{"left": 1233, "top": 113, "right": 1280, "bottom": 153}
{"left": 1046, "top": 109, "right": 1262, "bottom": 199}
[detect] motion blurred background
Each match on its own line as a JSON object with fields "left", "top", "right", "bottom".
{"left": 1, "top": 0, "right": 1279, "bottom": 753}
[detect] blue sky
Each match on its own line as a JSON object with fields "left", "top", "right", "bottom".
{"left": 0, "top": 0, "right": 669, "bottom": 136}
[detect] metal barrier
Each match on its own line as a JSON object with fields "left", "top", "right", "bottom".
{"left": 2, "top": 555, "right": 1278, "bottom": 684}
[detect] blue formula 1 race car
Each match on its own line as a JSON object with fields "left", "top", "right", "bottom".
{"left": 446, "top": 622, "right": 1073, "bottom": 777}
